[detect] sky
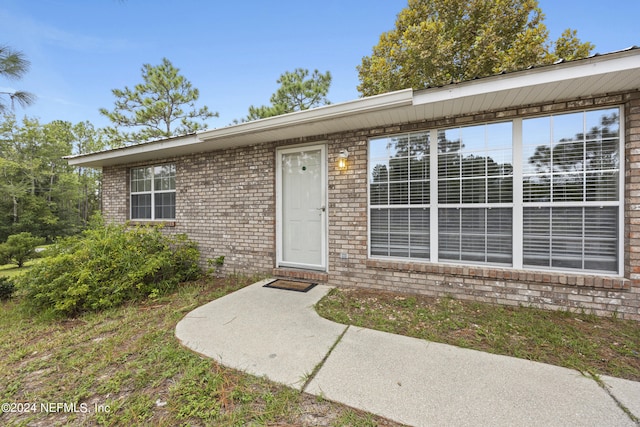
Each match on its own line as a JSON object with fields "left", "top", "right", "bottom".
{"left": 1, "top": 0, "right": 638, "bottom": 131}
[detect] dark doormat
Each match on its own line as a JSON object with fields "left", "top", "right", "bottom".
{"left": 263, "top": 279, "right": 317, "bottom": 293}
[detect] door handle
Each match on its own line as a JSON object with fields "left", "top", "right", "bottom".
{"left": 316, "top": 206, "right": 326, "bottom": 212}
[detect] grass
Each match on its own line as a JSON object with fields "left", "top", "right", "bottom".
{"left": 316, "top": 288, "right": 640, "bottom": 382}
{"left": 0, "top": 245, "right": 49, "bottom": 278}
{"left": 3, "top": 262, "right": 638, "bottom": 426}
{"left": 0, "top": 261, "right": 36, "bottom": 278}
{"left": 0, "top": 276, "right": 402, "bottom": 427}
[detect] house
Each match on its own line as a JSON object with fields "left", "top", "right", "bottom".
{"left": 67, "top": 48, "right": 640, "bottom": 320}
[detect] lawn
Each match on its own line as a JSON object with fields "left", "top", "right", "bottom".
{"left": 0, "top": 245, "right": 48, "bottom": 278}
{"left": 0, "top": 262, "right": 35, "bottom": 278}
{"left": 2, "top": 269, "right": 638, "bottom": 426}
{"left": 0, "top": 276, "right": 400, "bottom": 427}
{"left": 316, "top": 288, "right": 640, "bottom": 382}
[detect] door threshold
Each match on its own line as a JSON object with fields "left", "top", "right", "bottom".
{"left": 272, "top": 267, "right": 328, "bottom": 283}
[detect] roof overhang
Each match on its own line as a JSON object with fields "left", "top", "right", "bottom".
{"left": 67, "top": 48, "right": 640, "bottom": 168}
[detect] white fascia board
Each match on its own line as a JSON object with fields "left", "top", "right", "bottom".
{"left": 65, "top": 90, "right": 414, "bottom": 167}
{"left": 65, "top": 134, "right": 201, "bottom": 167}
{"left": 197, "top": 89, "right": 414, "bottom": 141}
{"left": 412, "top": 51, "right": 640, "bottom": 106}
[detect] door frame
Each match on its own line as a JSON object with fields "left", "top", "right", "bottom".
{"left": 276, "top": 143, "right": 328, "bottom": 271}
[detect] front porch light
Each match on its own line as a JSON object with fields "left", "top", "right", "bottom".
{"left": 337, "top": 149, "right": 349, "bottom": 170}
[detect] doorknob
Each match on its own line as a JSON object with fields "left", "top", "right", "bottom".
{"left": 316, "top": 206, "right": 326, "bottom": 212}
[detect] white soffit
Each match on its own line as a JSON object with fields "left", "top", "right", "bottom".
{"left": 66, "top": 134, "right": 202, "bottom": 168}
{"left": 412, "top": 50, "right": 640, "bottom": 119}
{"left": 66, "top": 89, "right": 414, "bottom": 168}
{"left": 66, "top": 49, "right": 640, "bottom": 168}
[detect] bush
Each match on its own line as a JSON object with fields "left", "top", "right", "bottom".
{"left": 0, "top": 232, "right": 46, "bottom": 268}
{"left": 18, "top": 223, "right": 200, "bottom": 316}
{"left": 0, "top": 277, "right": 15, "bottom": 300}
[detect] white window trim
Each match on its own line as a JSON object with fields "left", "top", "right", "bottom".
{"left": 367, "top": 106, "right": 624, "bottom": 277}
{"left": 130, "top": 164, "right": 176, "bottom": 221}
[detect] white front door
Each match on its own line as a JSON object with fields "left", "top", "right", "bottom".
{"left": 277, "top": 144, "right": 327, "bottom": 270}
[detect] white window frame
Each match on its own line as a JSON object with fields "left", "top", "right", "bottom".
{"left": 130, "top": 163, "right": 176, "bottom": 220}
{"left": 435, "top": 122, "right": 514, "bottom": 265}
{"left": 367, "top": 106, "right": 624, "bottom": 276}
{"left": 518, "top": 108, "right": 623, "bottom": 274}
{"left": 368, "top": 131, "right": 431, "bottom": 260}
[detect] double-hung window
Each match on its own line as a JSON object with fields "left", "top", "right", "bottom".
{"left": 368, "top": 107, "right": 622, "bottom": 275}
{"left": 130, "top": 164, "right": 176, "bottom": 220}
{"left": 438, "top": 122, "right": 513, "bottom": 264}
{"left": 522, "top": 109, "right": 620, "bottom": 272}
{"left": 369, "top": 132, "right": 430, "bottom": 259}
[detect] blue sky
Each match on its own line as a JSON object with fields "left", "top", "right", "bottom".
{"left": 1, "top": 0, "right": 638, "bottom": 130}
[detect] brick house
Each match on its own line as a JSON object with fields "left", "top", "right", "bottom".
{"left": 68, "top": 48, "right": 640, "bottom": 320}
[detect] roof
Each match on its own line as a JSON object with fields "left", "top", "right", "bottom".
{"left": 67, "top": 47, "right": 640, "bottom": 168}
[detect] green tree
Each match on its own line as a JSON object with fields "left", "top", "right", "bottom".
{"left": 0, "top": 232, "right": 45, "bottom": 267}
{"left": 0, "top": 45, "right": 36, "bottom": 112}
{"left": 245, "top": 69, "right": 331, "bottom": 121}
{"left": 0, "top": 115, "right": 102, "bottom": 240}
{"left": 71, "top": 121, "right": 105, "bottom": 224}
{"left": 357, "top": 0, "right": 594, "bottom": 96}
{"left": 0, "top": 114, "right": 33, "bottom": 229}
{"left": 99, "top": 58, "right": 218, "bottom": 145}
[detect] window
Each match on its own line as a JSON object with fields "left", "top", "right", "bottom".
{"left": 522, "top": 109, "right": 620, "bottom": 272}
{"left": 130, "top": 164, "right": 176, "bottom": 220}
{"left": 437, "top": 122, "right": 513, "bottom": 264}
{"left": 369, "top": 132, "right": 430, "bottom": 259}
{"left": 368, "top": 107, "right": 622, "bottom": 274}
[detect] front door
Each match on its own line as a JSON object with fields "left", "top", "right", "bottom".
{"left": 277, "top": 144, "right": 327, "bottom": 270}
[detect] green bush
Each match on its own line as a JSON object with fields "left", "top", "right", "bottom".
{"left": 0, "top": 232, "right": 46, "bottom": 268}
{"left": 18, "top": 223, "right": 200, "bottom": 316}
{"left": 0, "top": 277, "right": 15, "bottom": 300}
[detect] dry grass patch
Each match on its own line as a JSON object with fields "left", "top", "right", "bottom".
{"left": 0, "top": 277, "right": 403, "bottom": 426}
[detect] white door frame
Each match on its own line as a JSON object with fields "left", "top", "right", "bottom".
{"left": 276, "top": 143, "right": 328, "bottom": 271}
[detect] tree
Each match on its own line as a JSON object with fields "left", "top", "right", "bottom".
{"left": 245, "top": 69, "right": 332, "bottom": 121}
{"left": 0, "top": 114, "right": 103, "bottom": 241}
{"left": 0, "top": 45, "right": 36, "bottom": 112}
{"left": 0, "top": 232, "right": 45, "bottom": 268}
{"left": 357, "top": 0, "right": 594, "bottom": 96}
{"left": 99, "top": 58, "right": 217, "bottom": 145}
{"left": 71, "top": 121, "right": 106, "bottom": 224}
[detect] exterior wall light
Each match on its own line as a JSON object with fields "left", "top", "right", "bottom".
{"left": 337, "top": 149, "right": 349, "bottom": 170}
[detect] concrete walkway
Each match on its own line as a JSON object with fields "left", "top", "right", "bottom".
{"left": 176, "top": 279, "right": 640, "bottom": 427}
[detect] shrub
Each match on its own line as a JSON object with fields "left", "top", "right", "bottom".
{"left": 18, "top": 223, "right": 200, "bottom": 316}
{"left": 0, "top": 277, "right": 15, "bottom": 300}
{"left": 0, "top": 232, "right": 46, "bottom": 268}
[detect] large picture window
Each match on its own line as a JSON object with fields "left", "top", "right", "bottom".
{"left": 368, "top": 107, "right": 622, "bottom": 274}
{"left": 130, "top": 164, "right": 176, "bottom": 220}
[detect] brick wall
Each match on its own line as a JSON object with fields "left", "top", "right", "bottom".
{"left": 103, "top": 145, "right": 278, "bottom": 276}
{"left": 100, "top": 91, "right": 640, "bottom": 320}
{"left": 325, "top": 91, "right": 640, "bottom": 320}
{"left": 101, "top": 166, "right": 127, "bottom": 223}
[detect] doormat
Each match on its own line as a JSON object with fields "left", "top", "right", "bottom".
{"left": 263, "top": 280, "right": 317, "bottom": 293}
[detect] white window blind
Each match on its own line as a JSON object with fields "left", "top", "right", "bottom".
{"left": 370, "top": 132, "right": 430, "bottom": 259}
{"left": 130, "top": 164, "right": 176, "bottom": 220}
{"left": 368, "top": 107, "right": 621, "bottom": 274}
{"left": 523, "top": 207, "right": 618, "bottom": 271}
{"left": 437, "top": 122, "right": 513, "bottom": 264}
